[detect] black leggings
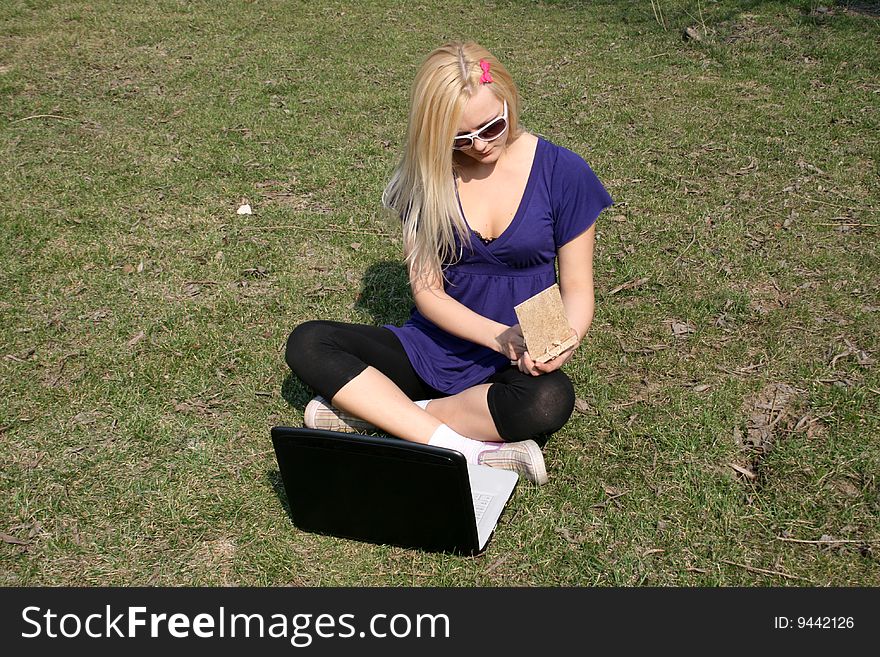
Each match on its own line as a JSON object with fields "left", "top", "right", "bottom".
{"left": 285, "top": 321, "right": 575, "bottom": 445}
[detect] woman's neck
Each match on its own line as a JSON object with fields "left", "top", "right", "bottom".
{"left": 454, "top": 132, "right": 521, "bottom": 181}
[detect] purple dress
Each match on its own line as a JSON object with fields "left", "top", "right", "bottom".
{"left": 386, "top": 138, "right": 613, "bottom": 395}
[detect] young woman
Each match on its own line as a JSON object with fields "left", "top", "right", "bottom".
{"left": 286, "top": 42, "right": 612, "bottom": 485}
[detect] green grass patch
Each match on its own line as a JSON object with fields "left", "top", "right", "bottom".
{"left": 1, "top": 0, "right": 878, "bottom": 585}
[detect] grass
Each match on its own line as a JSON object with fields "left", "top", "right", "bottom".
{"left": 1, "top": 0, "right": 878, "bottom": 586}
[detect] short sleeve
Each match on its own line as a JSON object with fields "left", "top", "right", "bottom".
{"left": 550, "top": 147, "right": 613, "bottom": 248}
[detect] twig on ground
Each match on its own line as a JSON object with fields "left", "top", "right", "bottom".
{"left": 727, "top": 463, "right": 757, "bottom": 480}
{"left": 591, "top": 490, "right": 629, "bottom": 508}
{"left": 801, "top": 194, "right": 878, "bottom": 214}
{"left": 483, "top": 556, "right": 507, "bottom": 575}
{"left": 10, "top": 114, "right": 75, "bottom": 124}
{"left": 673, "top": 228, "right": 697, "bottom": 265}
{"left": 715, "top": 362, "right": 765, "bottom": 376}
{"left": 776, "top": 536, "right": 880, "bottom": 545}
{"left": 818, "top": 223, "right": 879, "bottom": 227}
{"left": 720, "top": 559, "right": 815, "bottom": 583}
{"left": 608, "top": 277, "right": 650, "bottom": 296}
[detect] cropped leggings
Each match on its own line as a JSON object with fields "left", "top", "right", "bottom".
{"left": 286, "top": 320, "right": 576, "bottom": 445}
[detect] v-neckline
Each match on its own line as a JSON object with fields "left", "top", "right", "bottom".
{"left": 454, "top": 137, "right": 542, "bottom": 249}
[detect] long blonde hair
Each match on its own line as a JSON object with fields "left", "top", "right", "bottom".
{"left": 382, "top": 42, "right": 521, "bottom": 285}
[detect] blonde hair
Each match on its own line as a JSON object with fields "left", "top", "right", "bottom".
{"left": 382, "top": 41, "right": 521, "bottom": 286}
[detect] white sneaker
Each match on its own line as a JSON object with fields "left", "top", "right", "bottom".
{"left": 478, "top": 440, "right": 548, "bottom": 485}
{"left": 303, "top": 396, "right": 377, "bottom": 433}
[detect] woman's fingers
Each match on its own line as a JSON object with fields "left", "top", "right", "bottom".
{"left": 517, "top": 351, "right": 541, "bottom": 376}
{"left": 497, "top": 325, "right": 527, "bottom": 360}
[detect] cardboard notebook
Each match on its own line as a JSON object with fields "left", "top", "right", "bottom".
{"left": 514, "top": 284, "right": 578, "bottom": 363}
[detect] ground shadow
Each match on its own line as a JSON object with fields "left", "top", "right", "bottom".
{"left": 267, "top": 470, "right": 290, "bottom": 514}
{"left": 278, "top": 259, "right": 413, "bottom": 412}
{"left": 354, "top": 259, "right": 413, "bottom": 327}
{"left": 280, "top": 372, "right": 314, "bottom": 414}
{"left": 842, "top": 1, "right": 880, "bottom": 17}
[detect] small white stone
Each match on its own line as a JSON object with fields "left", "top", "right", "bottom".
{"left": 236, "top": 203, "right": 252, "bottom": 215}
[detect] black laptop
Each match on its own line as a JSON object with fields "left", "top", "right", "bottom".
{"left": 270, "top": 426, "right": 518, "bottom": 555}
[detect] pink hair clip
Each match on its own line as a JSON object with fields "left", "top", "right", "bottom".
{"left": 479, "top": 59, "right": 493, "bottom": 84}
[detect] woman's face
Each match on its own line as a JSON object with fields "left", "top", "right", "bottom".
{"left": 454, "top": 85, "right": 509, "bottom": 165}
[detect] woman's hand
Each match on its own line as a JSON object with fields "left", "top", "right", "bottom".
{"left": 495, "top": 324, "right": 526, "bottom": 361}
{"left": 516, "top": 328, "right": 579, "bottom": 376}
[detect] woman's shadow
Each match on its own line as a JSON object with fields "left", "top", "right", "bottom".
{"left": 279, "top": 259, "right": 413, "bottom": 413}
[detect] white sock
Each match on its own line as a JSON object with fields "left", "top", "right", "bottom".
{"left": 414, "top": 399, "right": 432, "bottom": 410}
{"left": 427, "top": 424, "right": 500, "bottom": 464}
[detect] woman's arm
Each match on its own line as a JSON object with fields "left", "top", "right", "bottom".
{"left": 410, "top": 269, "right": 525, "bottom": 360}
{"left": 557, "top": 222, "right": 596, "bottom": 341}
{"left": 518, "top": 223, "right": 596, "bottom": 375}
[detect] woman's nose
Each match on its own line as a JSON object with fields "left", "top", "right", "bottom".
{"left": 472, "top": 138, "right": 488, "bottom": 152}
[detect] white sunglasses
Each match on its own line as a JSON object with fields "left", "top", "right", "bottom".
{"left": 453, "top": 100, "right": 509, "bottom": 150}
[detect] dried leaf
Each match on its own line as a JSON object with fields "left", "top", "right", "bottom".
{"left": 608, "top": 277, "right": 649, "bottom": 296}
{"left": 793, "top": 414, "right": 813, "bottom": 432}
{"left": 668, "top": 319, "right": 696, "bottom": 337}
{"left": 728, "top": 158, "right": 758, "bottom": 176}
{"left": 350, "top": 242, "right": 362, "bottom": 251}
{"left": 574, "top": 397, "right": 592, "bottom": 414}
{"left": 797, "top": 159, "right": 828, "bottom": 176}
{"left": 0, "top": 533, "right": 27, "bottom": 545}
{"left": 127, "top": 331, "right": 145, "bottom": 347}
{"left": 182, "top": 283, "right": 201, "bottom": 298}
{"left": 692, "top": 384, "right": 711, "bottom": 393}
{"left": 715, "top": 313, "right": 734, "bottom": 329}
{"left": 236, "top": 203, "right": 253, "bottom": 215}
{"left": 71, "top": 410, "right": 102, "bottom": 425}
{"left": 732, "top": 426, "right": 743, "bottom": 446}
{"left": 832, "top": 479, "right": 860, "bottom": 498}
{"left": 683, "top": 26, "right": 703, "bottom": 41}
{"left": 555, "top": 527, "right": 586, "bottom": 545}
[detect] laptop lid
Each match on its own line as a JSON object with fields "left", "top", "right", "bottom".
{"left": 270, "top": 426, "right": 515, "bottom": 555}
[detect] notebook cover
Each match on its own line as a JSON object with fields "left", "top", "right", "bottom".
{"left": 514, "top": 284, "right": 577, "bottom": 363}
